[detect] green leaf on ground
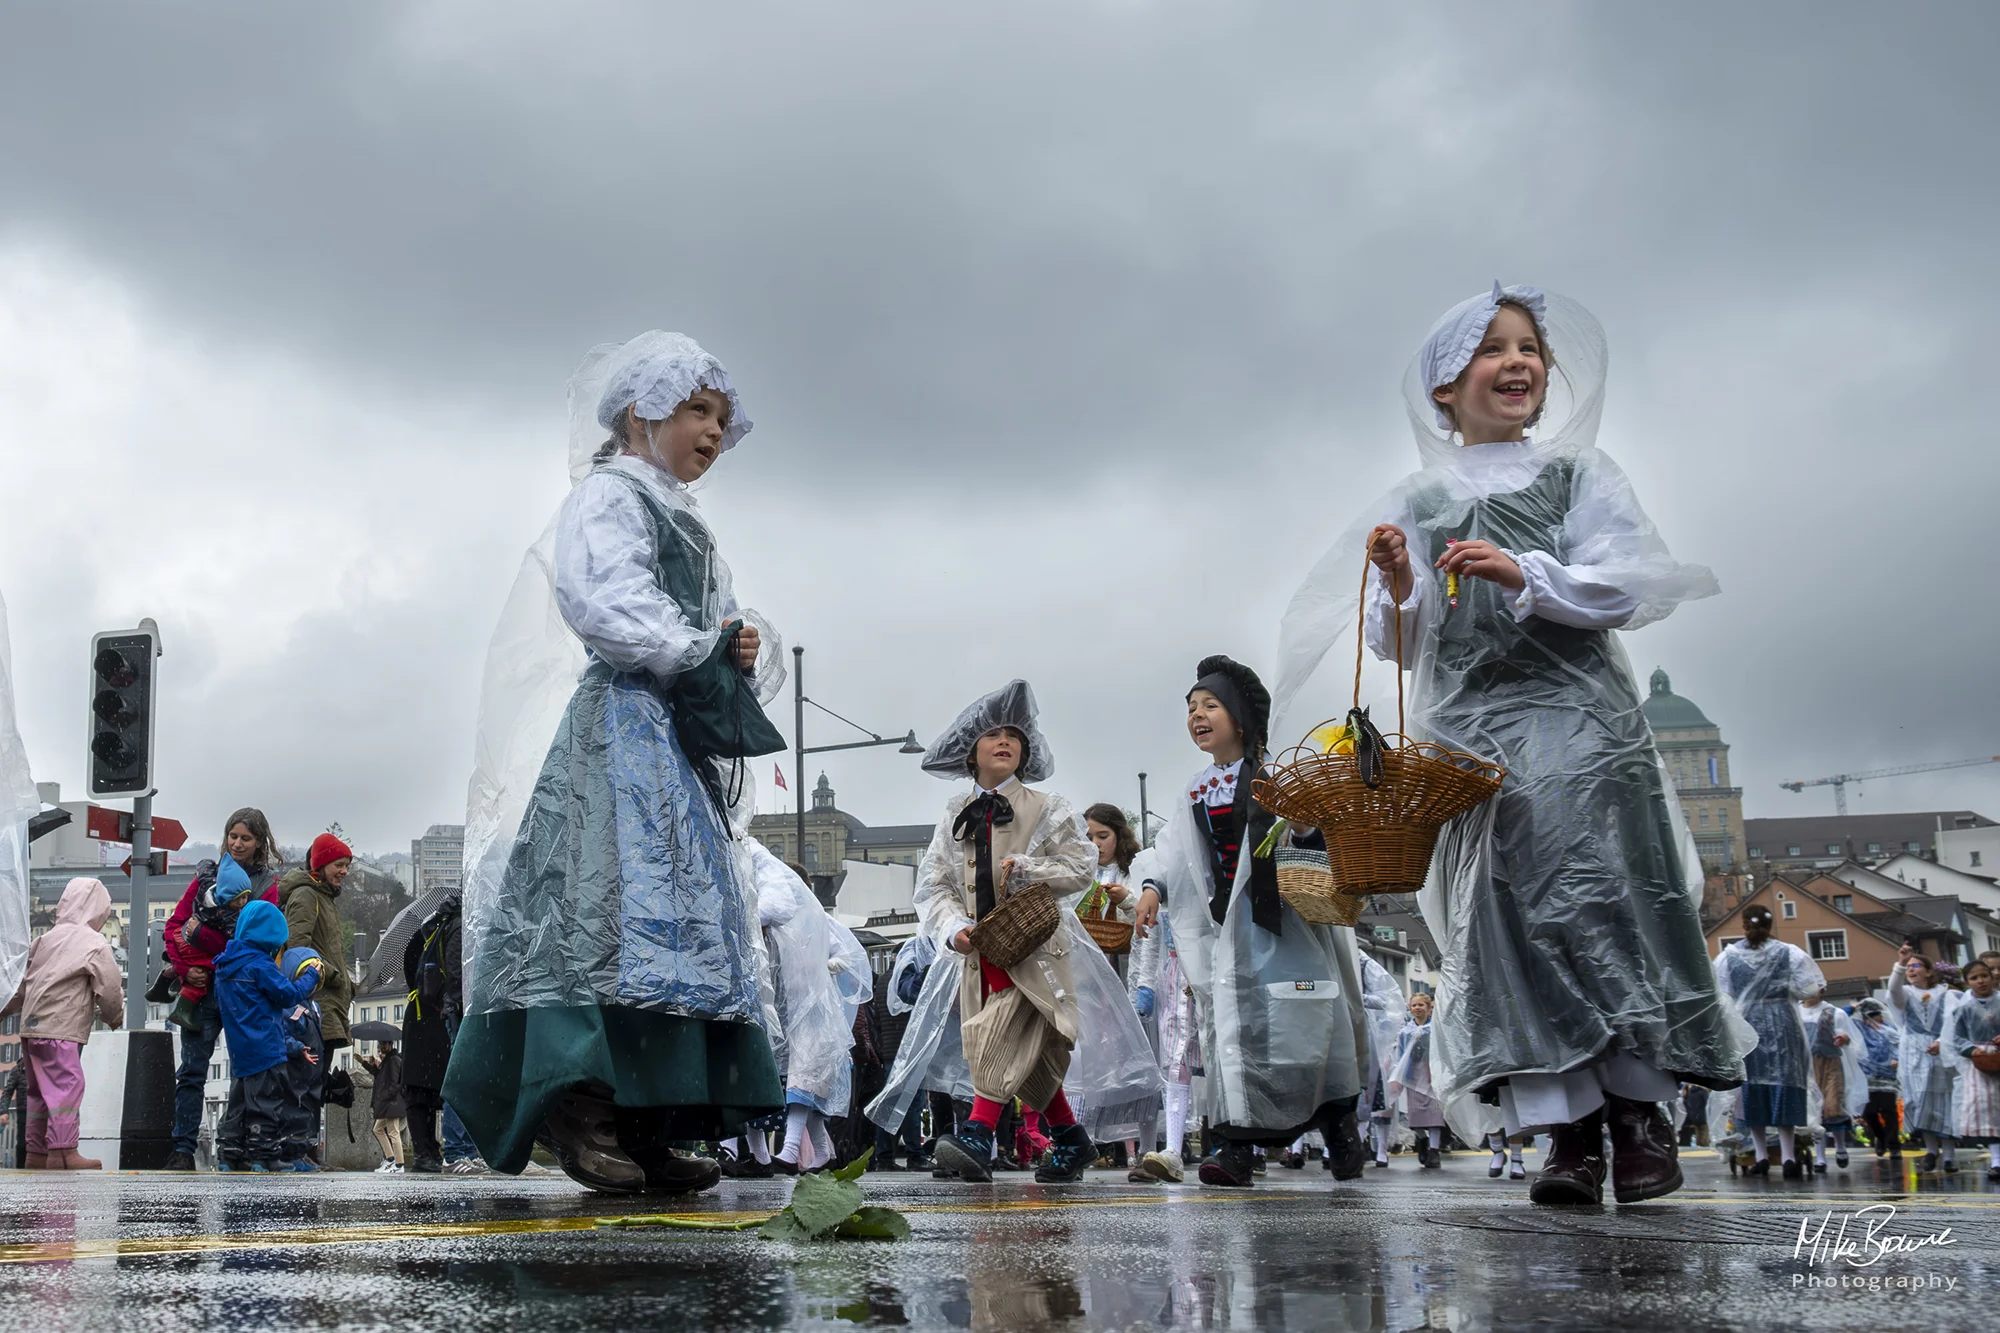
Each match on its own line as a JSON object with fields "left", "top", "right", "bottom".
{"left": 831, "top": 1147, "right": 874, "bottom": 1182}
{"left": 757, "top": 1208, "right": 817, "bottom": 1241}
{"left": 833, "top": 1207, "right": 911, "bottom": 1241}
{"left": 786, "top": 1171, "right": 867, "bottom": 1237}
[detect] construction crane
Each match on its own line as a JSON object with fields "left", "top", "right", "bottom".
{"left": 1779, "top": 756, "right": 2000, "bottom": 815}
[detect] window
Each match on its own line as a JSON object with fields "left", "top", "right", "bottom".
{"left": 1719, "top": 936, "right": 1743, "bottom": 950}
{"left": 1973, "top": 851, "right": 1985, "bottom": 868}
{"left": 1748, "top": 846, "right": 1762, "bottom": 859}
{"left": 1907, "top": 841, "right": 1921, "bottom": 853}
{"left": 1699, "top": 810, "right": 1710, "bottom": 829}
{"left": 1782, "top": 901, "right": 1797, "bottom": 919}
{"left": 1806, "top": 930, "right": 1848, "bottom": 961}
{"left": 1832, "top": 895, "right": 1852, "bottom": 914}
{"left": 394, "top": 1004, "right": 404, "bottom": 1020}
{"left": 1719, "top": 810, "right": 1728, "bottom": 828}
{"left": 1867, "top": 842, "right": 1881, "bottom": 854}
{"left": 1920, "top": 878, "right": 1928, "bottom": 890}
{"left": 1826, "top": 843, "right": 1842, "bottom": 855}
{"left": 1788, "top": 846, "right": 1803, "bottom": 857}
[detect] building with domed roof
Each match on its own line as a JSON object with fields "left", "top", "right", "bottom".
{"left": 1642, "top": 668, "right": 1746, "bottom": 870}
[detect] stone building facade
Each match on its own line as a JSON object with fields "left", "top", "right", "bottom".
{"left": 1642, "top": 667, "right": 1747, "bottom": 871}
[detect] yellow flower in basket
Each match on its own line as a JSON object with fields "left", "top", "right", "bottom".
{"left": 1307, "top": 722, "right": 1356, "bottom": 756}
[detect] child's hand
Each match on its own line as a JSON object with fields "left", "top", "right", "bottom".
{"left": 304, "top": 1049, "right": 320, "bottom": 1066}
{"left": 951, "top": 927, "right": 975, "bottom": 955}
{"left": 727, "top": 620, "right": 760, "bottom": 671}
{"left": 1436, "top": 539, "right": 1524, "bottom": 592}
{"left": 1368, "top": 525, "right": 1412, "bottom": 599}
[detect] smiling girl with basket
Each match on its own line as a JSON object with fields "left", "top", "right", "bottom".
{"left": 1270, "top": 284, "right": 1749, "bottom": 1206}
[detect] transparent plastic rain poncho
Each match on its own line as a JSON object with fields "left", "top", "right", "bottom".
{"left": 1799, "top": 997, "right": 1869, "bottom": 1123}
{"left": 749, "top": 842, "right": 870, "bottom": 1115}
{"left": 0, "top": 588, "right": 35, "bottom": 1003}
{"left": 459, "top": 333, "right": 785, "bottom": 1019}
{"left": 886, "top": 933, "right": 937, "bottom": 1018}
{"left": 863, "top": 787, "right": 1159, "bottom": 1132}
{"left": 1714, "top": 939, "right": 1821, "bottom": 1107}
{"left": 1941, "top": 989, "right": 2000, "bottom": 1141}
{"left": 1889, "top": 966, "right": 1962, "bottom": 1136}
{"left": 1148, "top": 761, "right": 1366, "bottom": 1135}
{"left": 1853, "top": 1001, "right": 1904, "bottom": 1091}
{"left": 1270, "top": 287, "right": 1750, "bottom": 1105}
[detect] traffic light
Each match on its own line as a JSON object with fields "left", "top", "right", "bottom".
{"left": 87, "top": 625, "right": 159, "bottom": 797}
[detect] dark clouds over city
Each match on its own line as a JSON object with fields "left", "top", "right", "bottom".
{"left": 2, "top": 1, "right": 1995, "bottom": 853}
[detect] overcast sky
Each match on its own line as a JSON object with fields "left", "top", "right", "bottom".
{"left": 3, "top": 1, "right": 1996, "bottom": 855}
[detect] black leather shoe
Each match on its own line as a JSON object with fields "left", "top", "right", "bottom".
{"left": 1606, "top": 1094, "right": 1683, "bottom": 1204}
{"left": 1197, "top": 1142, "right": 1257, "bottom": 1188}
{"left": 543, "top": 1091, "right": 645, "bottom": 1194}
{"left": 1529, "top": 1111, "right": 1605, "bottom": 1207}
{"left": 161, "top": 1151, "right": 195, "bottom": 1172}
{"left": 632, "top": 1149, "right": 723, "bottom": 1195}
{"left": 1747, "top": 1157, "right": 1771, "bottom": 1176}
{"left": 1781, "top": 1158, "right": 1803, "bottom": 1180}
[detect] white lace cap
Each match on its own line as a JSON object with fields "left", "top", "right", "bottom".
{"left": 565, "top": 332, "right": 753, "bottom": 484}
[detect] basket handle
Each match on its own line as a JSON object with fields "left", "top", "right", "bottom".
{"left": 1355, "top": 531, "right": 1407, "bottom": 737}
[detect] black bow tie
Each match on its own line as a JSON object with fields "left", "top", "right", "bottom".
{"left": 954, "top": 792, "right": 1015, "bottom": 920}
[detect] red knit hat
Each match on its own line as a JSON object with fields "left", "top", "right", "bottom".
{"left": 309, "top": 832, "right": 353, "bottom": 872}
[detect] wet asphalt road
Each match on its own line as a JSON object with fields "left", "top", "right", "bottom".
{"left": 0, "top": 1148, "right": 1992, "bottom": 1332}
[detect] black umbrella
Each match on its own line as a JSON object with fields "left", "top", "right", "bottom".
{"left": 350, "top": 1020, "right": 402, "bottom": 1043}
{"left": 363, "top": 882, "right": 460, "bottom": 992}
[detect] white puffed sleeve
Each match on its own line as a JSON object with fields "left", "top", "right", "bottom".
{"left": 1362, "top": 563, "right": 1429, "bottom": 664}
{"left": 553, "top": 471, "right": 724, "bottom": 681}
{"left": 1511, "top": 447, "right": 1718, "bottom": 630}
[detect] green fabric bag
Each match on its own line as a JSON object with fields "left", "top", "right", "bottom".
{"left": 669, "top": 623, "right": 786, "bottom": 765}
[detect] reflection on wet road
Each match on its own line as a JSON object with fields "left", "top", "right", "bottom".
{"left": 0, "top": 1150, "right": 1992, "bottom": 1330}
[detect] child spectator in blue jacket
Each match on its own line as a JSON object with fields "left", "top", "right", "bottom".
{"left": 275, "top": 945, "right": 327, "bottom": 1170}
{"left": 215, "top": 900, "right": 324, "bottom": 1170}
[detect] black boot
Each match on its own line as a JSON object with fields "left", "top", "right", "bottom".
{"left": 1606, "top": 1094, "right": 1683, "bottom": 1204}
{"left": 1529, "top": 1111, "right": 1606, "bottom": 1206}
{"left": 1034, "top": 1124, "right": 1095, "bottom": 1183}
{"left": 1323, "top": 1111, "right": 1367, "bottom": 1182}
{"left": 935, "top": 1119, "right": 996, "bottom": 1183}
{"left": 543, "top": 1089, "right": 645, "bottom": 1194}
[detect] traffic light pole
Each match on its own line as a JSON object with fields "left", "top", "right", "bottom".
{"left": 126, "top": 793, "right": 152, "bottom": 1030}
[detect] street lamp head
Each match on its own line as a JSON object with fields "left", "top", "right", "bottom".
{"left": 898, "top": 730, "right": 925, "bottom": 755}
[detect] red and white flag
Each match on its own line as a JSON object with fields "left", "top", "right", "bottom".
{"left": 773, "top": 764, "right": 788, "bottom": 791}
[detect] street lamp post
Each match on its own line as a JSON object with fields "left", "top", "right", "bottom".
{"left": 791, "top": 645, "right": 924, "bottom": 873}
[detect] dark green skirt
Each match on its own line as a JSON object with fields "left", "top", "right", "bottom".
{"left": 443, "top": 1005, "right": 783, "bottom": 1173}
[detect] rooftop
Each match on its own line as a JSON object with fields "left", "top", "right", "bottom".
{"left": 1641, "top": 667, "right": 1715, "bottom": 732}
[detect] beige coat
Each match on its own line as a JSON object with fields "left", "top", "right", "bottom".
{"left": 916, "top": 778, "right": 1095, "bottom": 1107}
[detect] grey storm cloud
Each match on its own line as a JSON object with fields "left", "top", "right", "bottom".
{"left": 1, "top": 1, "right": 1996, "bottom": 852}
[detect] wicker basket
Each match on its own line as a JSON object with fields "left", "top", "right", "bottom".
{"left": 970, "top": 880, "right": 1059, "bottom": 969}
{"left": 1273, "top": 844, "right": 1365, "bottom": 927}
{"left": 1971, "top": 1048, "right": 2000, "bottom": 1076}
{"left": 1078, "top": 894, "right": 1134, "bottom": 955}
{"left": 1251, "top": 535, "right": 1506, "bottom": 897}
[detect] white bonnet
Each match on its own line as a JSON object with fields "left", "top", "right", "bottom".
{"left": 1417, "top": 282, "right": 1547, "bottom": 427}
{"left": 591, "top": 331, "right": 753, "bottom": 447}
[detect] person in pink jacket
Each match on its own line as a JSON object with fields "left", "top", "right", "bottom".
{"left": 2, "top": 877, "right": 124, "bottom": 1168}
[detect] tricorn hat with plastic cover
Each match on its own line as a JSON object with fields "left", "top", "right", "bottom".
{"left": 920, "top": 680, "right": 1054, "bottom": 783}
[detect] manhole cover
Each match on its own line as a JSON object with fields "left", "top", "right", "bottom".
{"left": 1426, "top": 1207, "right": 2000, "bottom": 1248}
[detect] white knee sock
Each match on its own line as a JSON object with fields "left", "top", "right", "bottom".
{"left": 1163, "top": 1084, "right": 1190, "bottom": 1157}
{"left": 779, "top": 1105, "right": 810, "bottom": 1164}
{"left": 807, "top": 1112, "right": 835, "bottom": 1167}
{"left": 1813, "top": 1132, "right": 1827, "bottom": 1166}
{"left": 1777, "top": 1127, "right": 1797, "bottom": 1163}
{"left": 1923, "top": 1130, "right": 1942, "bottom": 1153}
{"left": 1427, "top": 1128, "right": 1442, "bottom": 1150}
{"left": 1941, "top": 1139, "right": 1956, "bottom": 1164}
{"left": 747, "top": 1130, "right": 771, "bottom": 1164}
{"left": 1369, "top": 1120, "right": 1388, "bottom": 1161}
{"left": 1487, "top": 1133, "right": 1505, "bottom": 1152}
{"left": 1988, "top": 1144, "right": 2000, "bottom": 1168}
{"left": 1290, "top": 1134, "right": 1308, "bottom": 1154}
{"left": 1510, "top": 1139, "right": 1524, "bottom": 1164}
{"left": 1748, "top": 1125, "right": 1769, "bottom": 1153}
{"left": 722, "top": 1136, "right": 740, "bottom": 1159}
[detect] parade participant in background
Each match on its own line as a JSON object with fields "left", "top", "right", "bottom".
{"left": 1715, "top": 907, "right": 1821, "bottom": 1179}
{"left": 1941, "top": 959, "right": 2000, "bottom": 1180}
{"left": 865, "top": 934, "right": 933, "bottom": 1172}
{"left": 1133, "top": 908, "right": 1198, "bottom": 1184}
{"left": 162, "top": 808, "right": 283, "bottom": 1171}
{"left": 214, "top": 900, "right": 324, "bottom": 1171}
{"left": 1133, "top": 657, "right": 1369, "bottom": 1189}
{"left": 1798, "top": 985, "right": 1866, "bottom": 1172}
{"left": 1889, "top": 946, "right": 1961, "bottom": 1173}
{"left": 1390, "top": 992, "right": 1447, "bottom": 1169}
{"left": 282, "top": 832, "right": 355, "bottom": 1160}
{"left": 889, "top": 681, "right": 1157, "bottom": 1185}
{"left": 1853, "top": 999, "right": 1903, "bottom": 1159}
{"left": 449, "top": 333, "right": 786, "bottom": 1195}
{"left": 750, "top": 845, "right": 870, "bottom": 1174}
{"left": 1065, "top": 802, "right": 1159, "bottom": 1169}
{"left": 1, "top": 877, "right": 122, "bottom": 1169}
{"left": 1270, "top": 284, "right": 1749, "bottom": 1207}
{"left": 1358, "top": 952, "right": 1405, "bottom": 1171}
